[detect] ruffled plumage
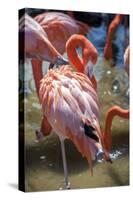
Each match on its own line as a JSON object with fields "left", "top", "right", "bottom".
{"left": 39, "top": 66, "right": 105, "bottom": 173}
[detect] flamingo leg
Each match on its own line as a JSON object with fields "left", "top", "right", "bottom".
{"left": 31, "top": 58, "right": 43, "bottom": 97}
{"left": 60, "top": 138, "right": 71, "bottom": 189}
{"left": 31, "top": 59, "right": 53, "bottom": 138}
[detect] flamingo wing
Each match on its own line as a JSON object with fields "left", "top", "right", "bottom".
{"left": 39, "top": 66, "right": 105, "bottom": 172}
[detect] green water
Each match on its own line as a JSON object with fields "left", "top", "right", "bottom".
{"left": 20, "top": 56, "right": 129, "bottom": 192}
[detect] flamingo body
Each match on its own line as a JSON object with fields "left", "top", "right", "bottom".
{"left": 38, "top": 34, "right": 98, "bottom": 138}
{"left": 34, "top": 12, "right": 89, "bottom": 55}
{"left": 39, "top": 66, "right": 106, "bottom": 171}
{"left": 19, "top": 14, "right": 68, "bottom": 64}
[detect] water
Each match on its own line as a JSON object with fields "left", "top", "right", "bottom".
{"left": 20, "top": 22, "right": 129, "bottom": 192}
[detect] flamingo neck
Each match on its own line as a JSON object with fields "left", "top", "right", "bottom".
{"left": 66, "top": 35, "right": 98, "bottom": 73}
{"left": 66, "top": 35, "right": 85, "bottom": 73}
{"left": 66, "top": 34, "right": 98, "bottom": 88}
{"left": 104, "top": 106, "right": 129, "bottom": 152}
{"left": 104, "top": 14, "right": 124, "bottom": 60}
{"left": 107, "top": 14, "right": 123, "bottom": 41}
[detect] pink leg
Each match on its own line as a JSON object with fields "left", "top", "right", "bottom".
{"left": 31, "top": 59, "right": 43, "bottom": 98}
{"left": 31, "top": 59, "right": 52, "bottom": 137}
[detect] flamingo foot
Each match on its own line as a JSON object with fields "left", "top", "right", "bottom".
{"left": 64, "top": 181, "right": 71, "bottom": 190}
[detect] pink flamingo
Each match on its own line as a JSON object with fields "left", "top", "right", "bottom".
{"left": 19, "top": 14, "right": 69, "bottom": 94}
{"left": 37, "top": 34, "right": 98, "bottom": 138}
{"left": 39, "top": 66, "right": 109, "bottom": 188}
{"left": 20, "top": 13, "right": 89, "bottom": 136}
{"left": 32, "top": 12, "right": 89, "bottom": 95}
{"left": 19, "top": 14, "right": 69, "bottom": 137}
{"left": 37, "top": 34, "right": 110, "bottom": 189}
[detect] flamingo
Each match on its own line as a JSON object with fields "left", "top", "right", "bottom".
{"left": 32, "top": 12, "right": 89, "bottom": 95}
{"left": 20, "top": 13, "right": 89, "bottom": 136}
{"left": 37, "top": 34, "right": 98, "bottom": 138}
{"left": 104, "top": 14, "right": 123, "bottom": 60}
{"left": 19, "top": 14, "right": 69, "bottom": 136}
{"left": 19, "top": 14, "right": 69, "bottom": 95}
{"left": 37, "top": 34, "right": 111, "bottom": 189}
{"left": 34, "top": 12, "right": 89, "bottom": 55}
{"left": 39, "top": 66, "right": 109, "bottom": 189}
{"left": 103, "top": 45, "right": 129, "bottom": 153}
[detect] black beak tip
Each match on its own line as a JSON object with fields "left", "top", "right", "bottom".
{"left": 35, "top": 130, "right": 39, "bottom": 139}
{"left": 96, "top": 149, "right": 104, "bottom": 161}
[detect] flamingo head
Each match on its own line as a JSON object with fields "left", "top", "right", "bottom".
{"left": 83, "top": 49, "right": 98, "bottom": 79}
{"left": 84, "top": 123, "right": 104, "bottom": 160}
{"left": 67, "top": 120, "right": 112, "bottom": 174}
{"left": 83, "top": 119, "right": 112, "bottom": 164}
{"left": 35, "top": 116, "right": 52, "bottom": 140}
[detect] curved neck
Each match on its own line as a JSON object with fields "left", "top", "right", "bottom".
{"left": 104, "top": 14, "right": 123, "bottom": 60}
{"left": 66, "top": 34, "right": 98, "bottom": 88}
{"left": 104, "top": 106, "right": 129, "bottom": 152}
{"left": 106, "top": 14, "right": 123, "bottom": 45}
{"left": 66, "top": 35, "right": 85, "bottom": 73}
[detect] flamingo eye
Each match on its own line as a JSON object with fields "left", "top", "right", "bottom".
{"left": 84, "top": 123, "right": 99, "bottom": 142}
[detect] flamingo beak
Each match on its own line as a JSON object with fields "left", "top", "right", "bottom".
{"left": 96, "top": 148, "right": 104, "bottom": 161}
{"left": 55, "top": 56, "right": 69, "bottom": 66}
{"left": 84, "top": 60, "right": 94, "bottom": 78}
{"left": 96, "top": 149, "right": 112, "bottom": 163}
{"left": 83, "top": 123, "right": 104, "bottom": 161}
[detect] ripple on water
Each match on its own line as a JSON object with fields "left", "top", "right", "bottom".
{"left": 109, "top": 150, "right": 122, "bottom": 160}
